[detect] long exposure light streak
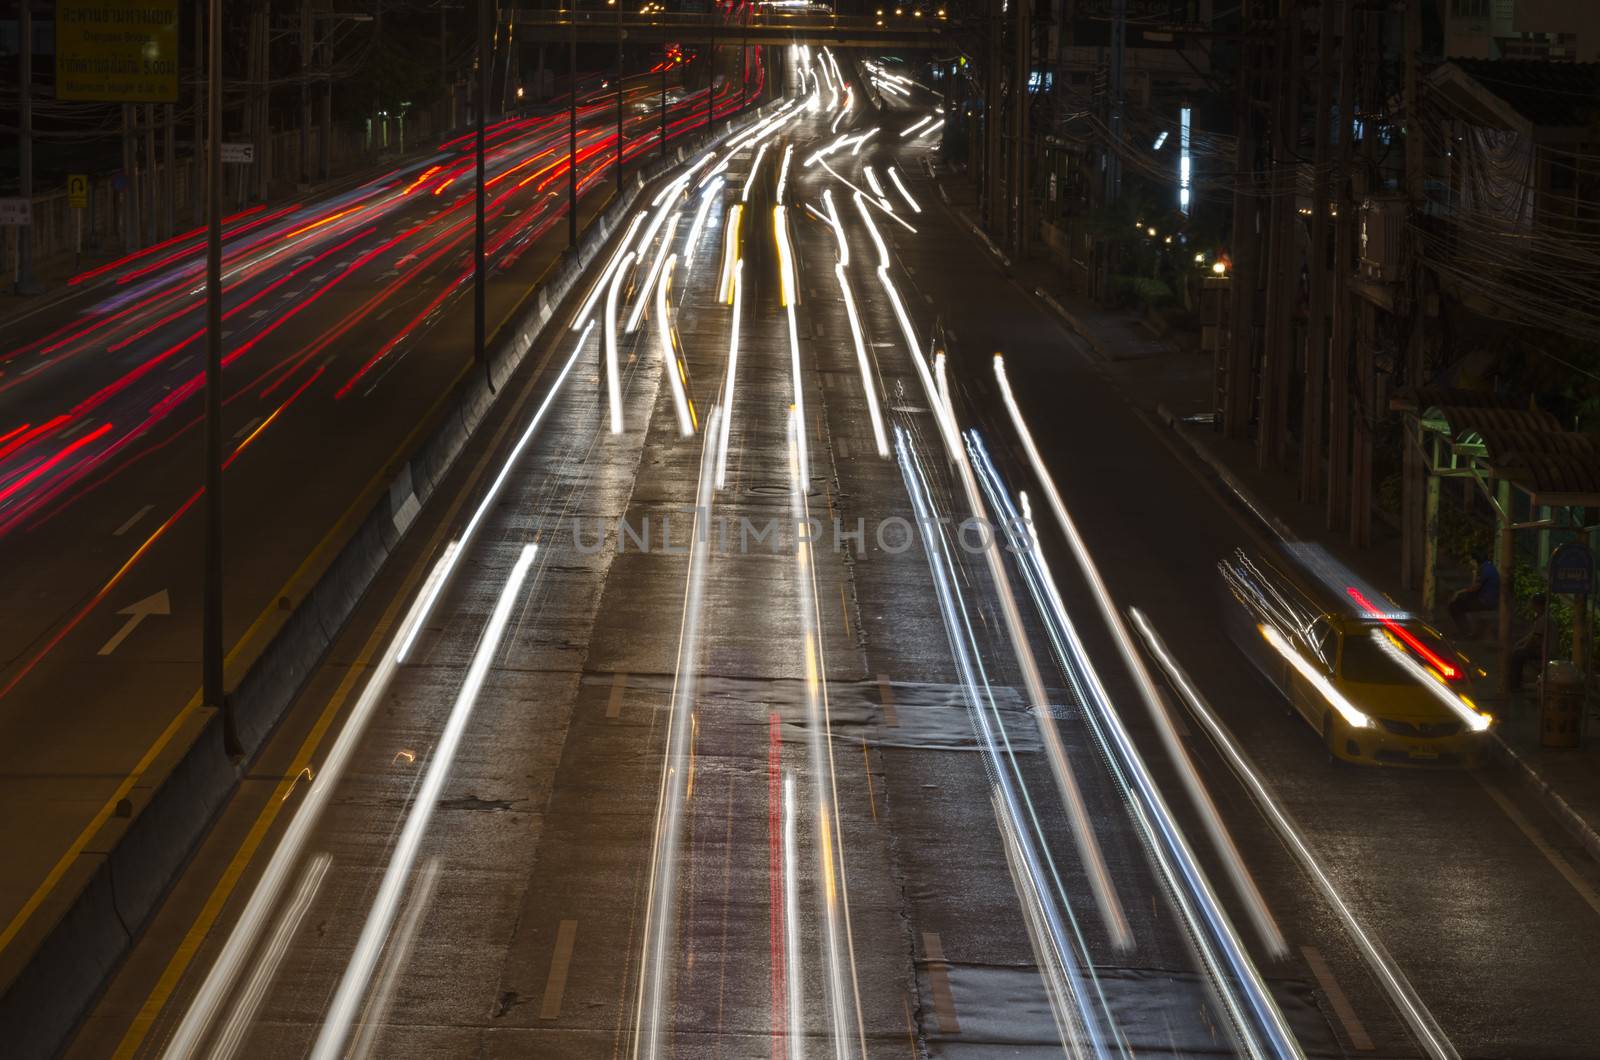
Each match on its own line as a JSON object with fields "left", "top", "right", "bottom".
{"left": 310, "top": 543, "right": 537, "bottom": 1060}
{"left": 772, "top": 206, "right": 808, "bottom": 484}
{"left": 990, "top": 359, "right": 1305, "bottom": 1060}
{"left": 682, "top": 177, "right": 723, "bottom": 268}
{"left": 655, "top": 255, "right": 694, "bottom": 436}
{"left": 574, "top": 213, "right": 648, "bottom": 329}
{"left": 887, "top": 167, "right": 922, "bottom": 213}
{"left": 1131, "top": 611, "right": 1462, "bottom": 1060}
{"left": 625, "top": 214, "right": 681, "bottom": 333}
{"left": 605, "top": 251, "right": 636, "bottom": 434}
{"left": 715, "top": 261, "right": 744, "bottom": 490}
{"left": 931, "top": 354, "right": 1131, "bottom": 950}
{"left": 632, "top": 407, "right": 722, "bottom": 1060}
{"left": 896, "top": 427, "right": 1118, "bottom": 1059}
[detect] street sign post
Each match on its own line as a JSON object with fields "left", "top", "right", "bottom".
{"left": 56, "top": 0, "right": 180, "bottom": 103}
{"left": 69, "top": 175, "right": 90, "bottom": 271}
{"left": 221, "top": 142, "right": 255, "bottom": 165}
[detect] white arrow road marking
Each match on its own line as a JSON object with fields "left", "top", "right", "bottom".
{"left": 98, "top": 590, "right": 171, "bottom": 655}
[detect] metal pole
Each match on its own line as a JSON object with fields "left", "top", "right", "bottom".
{"left": 195, "top": 0, "right": 205, "bottom": 222}
{"left": 164, "top": 103, "right": 176, "bottom": 239}
{"left": 16, "top": 0, "right": 37, "bottom": 293}
{"left": 660, "top": 57, "right": 667, "bottom": 157}
{"left": 569, "top": 29, "right": 578, "bottom": 247}
{"left": 1108, "top": 0, "right": 1125, "bottom": 203}
{"left": 476, "top": 0, "right": 489, "bottom": 371}
{"left": 204, "top": 0, "right": 238, "bottom": 756}
{"left": 301, "top": 0, "right": 313, "bottom": 183}
{"left": 615, "top": 0, "right": 624, "bottom": 194}
{"left": 706, "top": 4, "right": 715, "bottom": 135}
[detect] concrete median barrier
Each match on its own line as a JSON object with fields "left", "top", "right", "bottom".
{"left": 0, "top": 97, "right": 779, "bottom": 1060}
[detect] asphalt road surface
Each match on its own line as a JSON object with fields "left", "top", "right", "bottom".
{"left": 60, "top": 49, "right": 1600, "bottom": 1060}
{"left": 0, "top": 54, "right": 767, "bottom": 975}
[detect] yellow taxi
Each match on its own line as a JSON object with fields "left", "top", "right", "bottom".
{"left": 1221, "top": 547, "right": 1494, "bottom": 766}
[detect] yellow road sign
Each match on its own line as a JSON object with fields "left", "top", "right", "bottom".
{"left": 68, "top": 174, "right": 90, "bottom": 210}
{"left": 56, "top": 0, "right": 179, "bottom": 103}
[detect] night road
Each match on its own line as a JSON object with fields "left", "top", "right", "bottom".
{"left": 25, "top": 48, "right": 1600, "bottom": 1060}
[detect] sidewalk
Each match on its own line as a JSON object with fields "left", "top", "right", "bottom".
{"left": 970, "top": 197, "right": 1600, "bottom": 866}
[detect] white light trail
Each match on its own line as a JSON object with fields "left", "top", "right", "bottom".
{"left": 827, "top": 163, "right": 916, "bottom": 233}
{"left": 348, "top": 858, "right": 441, "bottom": 1060}
{"left": 605, "top": 251, "right": 635, "bottom": 434}
{"left": 822, "top": 190, "right": 849, "bottom": 266}
{"left": 207, "top": 854, "right": 332, "bottom": 1060}
{"left": 625, "top": 214, "right": 681, "bottom": 333}
{"left": 1132, "top": 611, "right": 1462, "bottom": 1060}
{"left": 782, "top": 771, "right": 803, "bottom": 1060}
{"left": 632, "top": 406, "right": 722, "bottom": 1060}
{"left": 776, "top": 143, "right": 796, "bottom": 205}
{"left": 715, "top": 261, "right": 743, "bottom": 490}
{"left": 900, "top": 114, "right": 934, "bottom": 138}
{"left": 991, "top": 359, "right": 1306, "bottom": 1059}
{"left": 932, "top": 352, "right": 1132, "bottom": 950}
{"left": 655, "top": 254, "right": 694, "bottom": 436}
{"left": 788, "top": 408, "right": 867, "bottom": 1059}
{"left": 682, "top": 176, "right": 723, "bottom": 268}
{"left": 895, "top": 428, "right": 1118, "bottom": 1058}
{"left": 1370, "top": 631, "right": 1492, "bottom": 731}
{"left": 1262, "top": 624, "right": 1371, "bottom": 729}
{"left": 311, "top": 544, "right": 538, "bottom": 1060}
{"left": 718, "top": 203, "right": 744, "bottom": 303}
{"left": 835, "top": 263, "right": 888, "bottom": 458}
{"left": 161, "top": 315, "right": 594, "bottom": 1060}
{"left": 773, "top": 206, "right": 808, "bottom": 485}
{"left": 887, "top": 167, "right": 923, "bottom": 214}
{"left": 572, "top": 212, "right": 647, "bottom": 329}
{"left": 851, "top": 128, "right": 878, "bottom": 156}
{"left": 863, "top": 166, "right": 893, "bottom": 211}
{"left": 916, "top": 118, "right": 945, "bottom": 140}
{"left": 741, "top": 142, "right": 771, "bottom": 203}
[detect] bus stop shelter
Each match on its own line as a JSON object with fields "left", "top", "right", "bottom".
{"left": 1393, "top": 388, "right": 1600, "bottom": 694}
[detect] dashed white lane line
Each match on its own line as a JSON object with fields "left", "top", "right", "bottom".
{"left": 1301, "top": 945, "right": 1374, "bottom": 1051}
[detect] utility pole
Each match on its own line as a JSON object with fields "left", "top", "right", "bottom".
{"left": 661, "top": 56, "right": 668, "bottom": 157}
{"left": 165, "top": 103, "right": 176, "bottom": 239}
{"left": 569, "top": 28, "right": 578, "bottom": 247}
{"left": 982, "top": 0, "right": 1001, "bottom": 230}
{"left": 144, "top": 103, "right": 158, "bottom": 241}
{"left": 1349, "top": 1, "right": 1380, "bottom": 548}
{"left": 475, "top": 0, "right": 489, "bottom": 371}
{"left": 16, "top": 0, "right": 38, "bottom": 294}
{"left": 1009, "top": 0, "right": 1029, "bottom": 255}
{"left": 1400, "top": 0, "right": 1428, "bottom": 586}
{"left": 1223, "top": 5, "right": 1259, "bottom": 440}
{"left": 707, "top": 1, "right": 716, "bottom": 135}
{"left": 320, "top": 28, "right": 332, "bottom": 180}
{"left": 1258, "top": 0, "right": 1302, "bottom": 473}
{"left": 195, "top": 0, "right": 205, "bottom": 222}
{"left": 1326, "top": 0, "right": 1357, "bottom": 532}
{"left": 1108, "top": 0, "right": 1125, "bottom": 204}
{"left": 204, "top": 0, "right": 239, "bottom": 757}
{"left": 301, "top": 0, "right": 313, "bottom": 183}
{"left": 616, "top": 0, "right": 624, "bottom": 194}
{"left": 1300, "top": 0, "right": 1335, "bottom": 504}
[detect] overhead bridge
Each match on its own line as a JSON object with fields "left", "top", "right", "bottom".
{"left": 510, "top": 9, "right": 962, "bottom": 48}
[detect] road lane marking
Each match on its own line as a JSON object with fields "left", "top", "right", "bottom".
{"left": 839, "top": 583, "right": 851, "bottom": 638}
{"left": 1475, "top": 772, "right": 1600, "bottom": 919}
{"left": 1301, "top": 945, "right": 1374, "bottom": 1051}
{"left": 97, "top": 589, "right": 171, "bottom": 655}
{"left": 607, "top": 671, "right": 628, "bottom": 718}
{"left": 539, "top": 919, "right": 580, "bottom": 1020}
{"left": 233, "top": 415, "right": 263, "bottom": 440}
{"left": 862, "top": 739, "right": 877, "bottom": 822}
{"left": 921, "top": 931, "right": 961, "bottom": 1034}
{"left": 877, "top": 674, "right": 897, "bottom": 727}
{"left": 113, "top": 504, "right": 153, "bottom": 537}
{"left": 109, "top": 243, "right": 583, "bottom": 1056}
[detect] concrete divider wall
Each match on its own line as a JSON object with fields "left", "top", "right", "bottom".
{"left": 0, "top": 97, "right": 776, "bottom": 1060}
